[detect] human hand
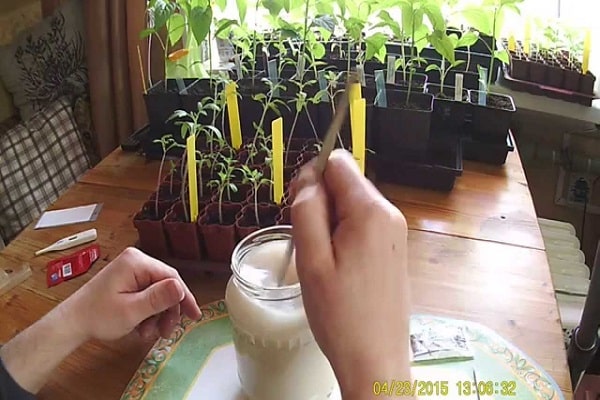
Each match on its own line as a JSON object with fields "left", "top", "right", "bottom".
{"left": 64, "top": 247, "right": 202, "bottom": 342}
{"left": 290, "top": 150, "right": 411, "bottom": 399}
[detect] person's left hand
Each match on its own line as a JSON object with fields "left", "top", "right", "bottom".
{"left": 62, "top": 247, "right": 202, "bottom": 342}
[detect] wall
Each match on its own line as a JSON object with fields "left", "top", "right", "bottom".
{"left": 513, "top": 110, "right": 600, "bottom": 265}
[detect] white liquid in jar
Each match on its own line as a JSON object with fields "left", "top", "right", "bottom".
{"left": 225, "top": 240, "right": 338, "bottom": 400}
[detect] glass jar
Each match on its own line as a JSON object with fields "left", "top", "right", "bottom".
{"left": 225, "top": 225, "right": 338, "bottom": 400}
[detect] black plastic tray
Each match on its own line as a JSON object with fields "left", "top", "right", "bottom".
{"left": 500, "top": 65, "right": 597, "bottom": 107}
{"left": 373, "top": 137, "right": 463, "bottom": 191}
{"left": 462, "top": 130, "right": 515, "bottom": 165}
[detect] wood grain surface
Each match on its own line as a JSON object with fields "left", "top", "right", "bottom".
{"left": 0, "top": 148, "right": 571, "bottom": 399}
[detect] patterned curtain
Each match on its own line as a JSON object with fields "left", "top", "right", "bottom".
{"left": 42, "top": 0, "right": 160, "bottom": 158}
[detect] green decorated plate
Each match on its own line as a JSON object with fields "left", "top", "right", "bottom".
{"left": 120, "top": 300, "right": 564, "bottom": 400}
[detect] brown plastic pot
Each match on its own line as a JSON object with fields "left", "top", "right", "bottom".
{"left": 580, "top": 72, "right": 596, "bottom": 95}
{"left": 510, "top": 55, "right": 529, "bottom": 81}
{"left": 529, "top": 60, "right": 547, "bottom": 84}
{"left": 149, "top": 182, "right": 182, "bottom": 203}
{"left": 546, "top": 64, "right": 564, "bottom": 88}
{"left": 199, "top": 202, "right": 242, "bottom": 262}
{"left": 246, "top": 184, "right": 274, "bottom": 205}
{"left": 163, "top": 201, "right": 204, "bottom": 260}
{"left": 235, "top": 203, "right": 282, "bottom": 239}
{"left": 133, "top": 201, "right": 172, "bottom": 259}
{"left": 563, "top": 69, "right": 581, "bottom": 92}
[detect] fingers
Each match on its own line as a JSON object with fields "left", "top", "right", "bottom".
{"left": 137, "top": 315, "right": 160, "bottom": 339}
{"left": 291, "top": 162, "right": 335, "bottom": 278}
{"left": 129, "top": 278, "right": 184, "bottom": 327}
{"left": 123, "top": 249, "right": 202, "bottom": 321}
{"left": 158, "top": 304, "right": 180, "bottom": 338}
{"left": 323, "top": 150, "right": 384, "bottom": 220}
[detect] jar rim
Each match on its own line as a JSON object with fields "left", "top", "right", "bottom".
{"left": 230, "top": 225, "right": 301, "bottom": 300}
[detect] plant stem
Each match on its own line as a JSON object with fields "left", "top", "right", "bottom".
{"left": 406, "top": 68, "right": 414, "bottom": 107}
{"left": 285, "top": 104, "right": 302, "bottom": 165}
{"left": 218, "top": 187, "right": 224, "bottom": 225}
{"left": 156, "top": 152, "right": 166, "bottom": 218}
{"left": 181, "top": 152, "right": 189, "bottom": 222}
{"left": 440, "top": 58, "right": 446, "bottom": 93}
{"left": 487, "top": 7, "right": 498, "bottom": 89}
{"left": 254, "top": 185, "right": 260, "bottom": 226}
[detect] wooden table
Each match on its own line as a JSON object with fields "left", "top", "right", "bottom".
{"left": 0, "top": 147, "right": 572, "bottom": 399}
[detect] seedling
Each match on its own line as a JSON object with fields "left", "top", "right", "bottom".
{"left": 461, "top": 0, "right": 524, "bottom": 89}
{"left": 241, "top": 165, "right": 273, "bottom": 225}
{"left": 427, "top": 31, "right": 478, "bottom": 94}
{"left": 153, "top": 134, "right": 177, "bottom": 218}
{"left": 208, "top": 156, "right": 239, "bottom": 224}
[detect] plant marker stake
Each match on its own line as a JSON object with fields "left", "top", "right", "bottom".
{"left": 137, "top": 45, "right": 147, "bottom": 94}
{"left": 176, "top": 78, "right": 188, "bottom": 95}
{"left": 296, "top": 54, "right": 306, "bottom": 79}
{"left": 225, "top": 82, "right": 243, "bottom": 150}
{"left": 186, "top": 135, "right": 199, "bottom": 222}
{"left": 268, "top": 59, "right": 279, "bottom": 97}
{"left": 386, "top": 55, "right": 396, "bottom": 84}
{"left": 508, "top": 35, "right": 517, "bottom": 52}
{"left": 454, "top": 73, "right": 464, "bottom": 102}
{"left": 272, "top": 118, "right": 284, "bottom": 205}
{"left": 318, "top": 70, "right": 329, "bottom": 102}
{"left": 356, "top": 64, "right": 366, "bottom": 86}
{"left": 583, "top": 29, "right": 592, "bottom": 74}
{"left": 524, "top": 19, "right": 531, "bottom": 55}
{"left": 478, "top": 66, "right": 488, "bottom": 106}
{"left": 349, "top": 80, "right": 362, "bottom": 133}
{"left": 234, "top": 54, "right": 243, "bottom": 80}
{"left": 374, "top": 70, "right": 387, "bottom": 108}
{"left": 351, "top": 98, "right": 366, "bottom": 175}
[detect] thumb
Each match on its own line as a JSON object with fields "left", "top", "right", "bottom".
{"left": 291, "top": 163, "right": 334, "bottom": 279}
{"left": 129, "top": 278, "right": 185, "bottom": 323}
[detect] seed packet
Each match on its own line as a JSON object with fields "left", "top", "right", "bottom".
{"left": 409, "top": 319, "right": 474, "bottom": 363}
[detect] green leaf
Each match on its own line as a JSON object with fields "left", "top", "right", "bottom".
{"left": 494, "top": 49, "right": 510, "bottom": 64}
{"left": 461, "top": 7, "right": 492, "bottom": 36}
{"left": 378, "top": 10, "right": 401, "bottom": 39}
{"left": 140, "top": 28, "right": 155, "bottom": 39}
{"left": 283, "top": 0, "right": 292, "bottom": 13}
{"left": 365, "top": 33, "right": 388, "bottom": 62}
{"left": 214, "top": 0, "right": 227, "bottom": 10}
{"left": 428, "top": 30, "right": 456, "bottom": 64}
{"left": 262, "top": 0, "right": 284, "bottom": 17}
{"left": 310, "top": 41, "right": 326, "bottom": 59}
{"left": 425, "top": 64, "right": 440, "bottom": 72}
{"left": 457, "top": 31, "right": 479, "bottom": 48}
{"left": 236, "top": 0, "right": 248, "bottom": 23}
{"left": 167, "top": 14, "right": 185, "bottom": 46}
{"left": 189, "top": 6, "right": 212, "bottom": 45}
{"left": 312, "top": 15, "right": 336, "bottom": 33}
{"left": 151, "top": 0, "right": 176, "bottom": 31}
{"left": 215, "top": 19, "right": 238, "bottom": 38}
{"left": 422, "top": 2, "right": 445, "bottom": 32}
{"left": 315, "top": 0, "right": 334, "bottom": 16}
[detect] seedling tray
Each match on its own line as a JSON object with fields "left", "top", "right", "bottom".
{"left": 373, "top": 137, "right": 463, "bottom": 191}
{"left": 462, "top": 129, "right": 515, "bottom": 165}
{"left": 501, "top": 65, "right": 598, "bottom": 107}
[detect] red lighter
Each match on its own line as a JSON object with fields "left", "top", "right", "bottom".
{"left": 46, "top": 245, "right": 101, "bottom": 288}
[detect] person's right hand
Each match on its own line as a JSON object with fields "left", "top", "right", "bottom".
{"left": 290, "top": 150, "right": 412, "bottom": 399}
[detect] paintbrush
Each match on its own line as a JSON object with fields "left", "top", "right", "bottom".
{"left": 276, "top": 71, "right": 359, "bottom": 286}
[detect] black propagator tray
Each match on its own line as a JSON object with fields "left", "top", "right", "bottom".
{"left": 462, "top": 129, "right": 515, "bottom": 165}
{"left": 373, "top": 136, "right": 463, "bottom": 191}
